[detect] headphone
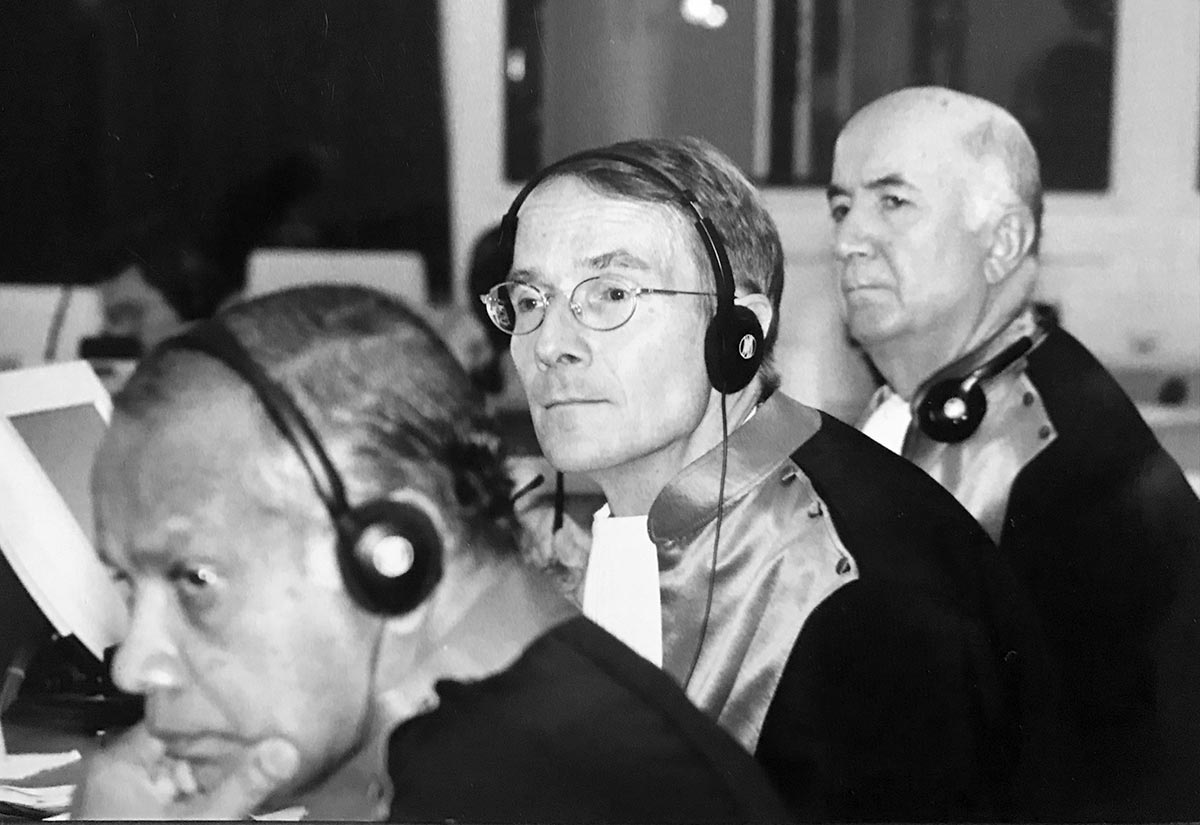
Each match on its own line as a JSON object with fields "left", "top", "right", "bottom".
{"left": 498, "top": 149, "right": 765, "bottom": 394}
{"left": 158, "top": 321, "right": 444, "bottom": 616}
{"left": 915, "top": 334, "right": 1038, "bottom": 443}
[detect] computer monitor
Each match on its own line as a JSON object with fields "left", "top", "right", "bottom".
{"left": 0, "top": 361, "right": 127, "bottom": 665}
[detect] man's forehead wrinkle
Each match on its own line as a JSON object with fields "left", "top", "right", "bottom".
{"left": 840, "top": 110, "right": 977, "bottom": 190}
{"left": 515, "top": 181, "right": 691, "bottom": 285}
{"left": 521, "top": 175, "right": 691, "bottom": 231}
{"left": 125, "top": 515, "right": 197, "bottom": 566}
{"left": 100, "top": 498, "right": 199, "bottom": 571}
{"left": 119, "top": 392, "right": 301, "bottom": 531}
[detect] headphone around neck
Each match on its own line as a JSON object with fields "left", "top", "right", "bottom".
{"left": 498, "top": 149, "right": 765, "bottom": 394}
{"left": 915, "top": 333, "right": 1040, "bottom": 443}
{"left": 158, "top": 321, "right": 444, "bottom": 615}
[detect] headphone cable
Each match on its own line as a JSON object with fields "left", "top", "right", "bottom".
{"left": 682, "top": 390, "right": 728, "bottom": 690}
{"left": 552, "top": 471, "right": 565, "bottom": 533}
{"left": 42, "top": 284, "right": 74, "bottom": 362}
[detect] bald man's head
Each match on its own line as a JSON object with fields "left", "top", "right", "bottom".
{"left": 827, "top": 88, "right": 1043, "bottom": 386}
{"left": 840, "top": 86, "right": 1042, "bottom": 253}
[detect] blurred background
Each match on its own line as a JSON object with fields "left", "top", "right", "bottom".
{"left": 1, "top": 0, "right": 1197, "bottom": 472}
{"left": 1, "top": 0, "right": 1196, "bottom": 775}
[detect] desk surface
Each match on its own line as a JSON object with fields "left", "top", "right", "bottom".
{"left": 1, "top": 720, "right": 93, "bottom": 820}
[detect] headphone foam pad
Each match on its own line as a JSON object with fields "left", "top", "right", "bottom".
{"left": 916, "top": 380, "right": 988, "bottom": 444}
{"left": 339, "top": 499, "right": 444, "bottom": 616}
{"left": 705, "top": 304, "right": 764, "bottom": 394}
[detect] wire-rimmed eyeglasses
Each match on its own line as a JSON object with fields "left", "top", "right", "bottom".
{"left": 479, "top": 275, "right": 717, "bottom": 335}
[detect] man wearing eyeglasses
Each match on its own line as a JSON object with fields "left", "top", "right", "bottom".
{"left": 483, "top": 137, "right": 1054, "bottom": 822}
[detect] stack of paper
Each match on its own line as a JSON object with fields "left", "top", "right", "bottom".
{"left": 0, "top": 751, "right": 82, "bottom": 781}
{"left": 0, "top": 751, "right": 81, "bottom": 817}
{"left": 0, "top": 783, "right": 74, "bottom": 814}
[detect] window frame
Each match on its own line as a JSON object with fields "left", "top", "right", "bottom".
{"left": 441, "top": 0, "right": 1200, "bottom": 387}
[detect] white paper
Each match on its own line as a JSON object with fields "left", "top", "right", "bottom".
{"left": 0, "top": 750, "right": 81, "bottom": 781}
{"left": 0, "top": 782, "right": 74, "bottom": 812}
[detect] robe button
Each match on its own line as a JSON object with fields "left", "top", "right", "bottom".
{"left": 1023, "top": 391, "right": 1035, "bottom": 406}
{"left": 1038, "top": 424, "right": 1052, "bottom": 439}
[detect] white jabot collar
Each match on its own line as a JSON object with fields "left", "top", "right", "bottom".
{"left": 860, "top": 386, "right": 911, "bottom": 455}
{"left": 581, "top": 504, "right": 663, "bottom": 666}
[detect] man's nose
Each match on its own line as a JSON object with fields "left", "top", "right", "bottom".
{"left": 833, "top": 202, "right": 878, "bottom": 261}
{"left": 111, "top": 590, "right": 184, "bottom": 696}
{"left": 532, "top": 295, "right": 589, "bottom": 370}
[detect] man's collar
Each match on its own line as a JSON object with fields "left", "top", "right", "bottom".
{"left": 911, "top": 307, "right": 1047, "bottom": 407}
{"left": 647, "top": 392, "right": 821, "bottom": 544}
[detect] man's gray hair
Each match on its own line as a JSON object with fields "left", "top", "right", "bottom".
{"left": 959, "top": 104, "right": 1044, "bottom": 256}
{"left": 542, "top": 136, "right": 785, "bottom": 396}
{"left": 114, "top": 284, "right": 518, "bottom": 556}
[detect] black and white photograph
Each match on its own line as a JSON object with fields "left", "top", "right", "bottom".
{"left": 1, "top": 1, "right": 1197, "bottom": 822}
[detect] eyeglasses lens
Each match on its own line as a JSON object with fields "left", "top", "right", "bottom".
{"left": 484, "top": 277, "right": 639, "bottom": 334}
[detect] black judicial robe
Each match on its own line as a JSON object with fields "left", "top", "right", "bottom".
{"left": 386, "top": 616, "right": 789, "bottom": 824}
{"left": 886, "top": 326, "right": 1200, "bottom": 821}
{"left": 646, "top": 393, "right": 1054, "bottom": 822}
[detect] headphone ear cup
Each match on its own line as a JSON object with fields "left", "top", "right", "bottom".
{"left": 916, "top": 379, "right": 988, "bottom": 444}
{"left": 338, "top": 499, "right": 444, "bottom": 616}
{"left": 704, "top": 304, "right": 764, "bottom": 394}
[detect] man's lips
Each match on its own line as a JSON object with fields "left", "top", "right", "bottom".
{"left": 841, "top": 279, "right": 891, "bottom": 293}
{"left": 540, "top": 398, "right": 605, "bottom": 408}
{"left": 841, "top": 282, "right": 896, "bottom": 304}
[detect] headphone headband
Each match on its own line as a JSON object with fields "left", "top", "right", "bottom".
{"left": 160, "top": 322, "right": 349, "bottom": 520}
{"left": 964, "top": 336, "right": 1035, "bottom": 387}
{"left": 156, "top": 320, "right": 445, "bottom": 615}
{"left": 499, "top": 147, "right": 764, "bottom": 394}
{"left": 500, "top": 148, "right": 736, "bottom": 314}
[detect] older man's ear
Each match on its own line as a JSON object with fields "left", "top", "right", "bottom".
{"left": 983, "top": 207, "right": 1037, "bottom": 286}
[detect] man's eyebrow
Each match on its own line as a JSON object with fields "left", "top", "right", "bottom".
{"left": 865, "top": 174, "right": 915, "bottom": 191}
{"left": 94, "top": 542, "right": 161, "bottom": 575}
{"left": 827, "top": 175, "right": 916, "bottom": 200}
{"left": 585, "top": 249, "right": 651, "bottom": 270}
{"left": 508, "top": 266, "right": 538, "bottom": 283}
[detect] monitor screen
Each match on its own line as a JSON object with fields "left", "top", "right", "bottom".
{"left": 0, "top": 361, "right": 127, "bottom": 663}
{"left": 8, "top": 404, "right": 107, "bottom": 547}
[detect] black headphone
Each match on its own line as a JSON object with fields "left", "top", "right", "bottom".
{"left": 159, "top": 321, "right": 444, "bottom": 616}
{"left": 498, "top": 149, "right": 765, "bottom": 394}
{"left": 915, "top": 335, "right": 1038, "bottom": 443}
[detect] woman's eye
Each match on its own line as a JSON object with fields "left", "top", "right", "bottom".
{"left": 881, "top": 194, "right": 909, "bottom": 210}
{"left": 829, "top": 203, "right": 849, "bottom": 223}
{"left": 600, "top": 286, "right": 628, "bottom": 303}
